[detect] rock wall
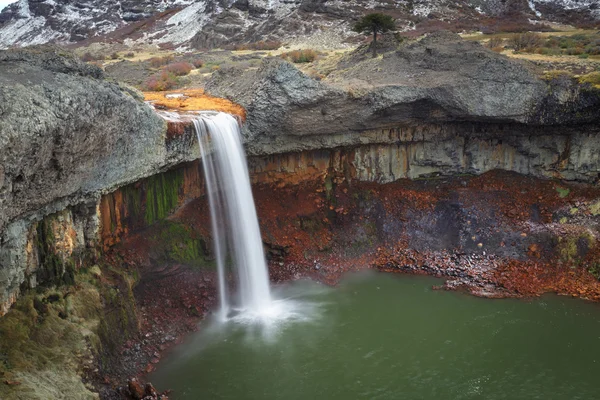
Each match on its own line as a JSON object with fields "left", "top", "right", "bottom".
{"left": 2, "top": 37, "right": 600, "bottom": 315}
{"left": 249, "top": 124, "right": 600, "bottom": 184}
{"left": 0, "top": 47, "right": 200, "bottom": 313}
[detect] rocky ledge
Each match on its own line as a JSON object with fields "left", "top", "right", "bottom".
{"left": 207, "top": 31, "right": 600, "bottom": 159}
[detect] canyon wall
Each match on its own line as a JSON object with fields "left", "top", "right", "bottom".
{"left": 1, "top": 34, "right": 600, "bottom": 314}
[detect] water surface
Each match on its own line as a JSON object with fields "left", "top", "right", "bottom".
{"left": 151, "top": 272, "right": 600, "bottom": 399}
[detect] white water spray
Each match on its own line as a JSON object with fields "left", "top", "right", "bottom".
{"left": 193, "top": 113, "right": 273, "bottom": 320}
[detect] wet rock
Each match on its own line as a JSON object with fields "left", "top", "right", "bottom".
{"left": 128, "top": 378, "right": 145, "bottom": 400}
{"left": 144, "top": 383, "right": 159, "bottom": 398}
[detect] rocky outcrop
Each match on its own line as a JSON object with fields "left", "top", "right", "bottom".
{"left": 208, "top": 32, "right": 599, "bottom": 138}
{"left": 0, "top": 46, "right": 199, "bottom": 313}
{"left": 206, "top": 32, "right": 600, "bottom": 179}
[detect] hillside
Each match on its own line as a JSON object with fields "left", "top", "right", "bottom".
{"left": 0, "top": 0, "right": 598, "bottom": 50}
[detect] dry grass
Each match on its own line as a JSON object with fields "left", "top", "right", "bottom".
{"left": 462, "top": 28, "right": 599, "bottom": 42}
{"left": 280, "top": 49, "right": 318, "bottom": 63}
{"left": 229, "top": 41, "right": 282, "bottom": 51}
{"left": 143, "top": 89, "right": 246, "bottom": 118}
{"left": 579, "top": 71, "right": 600, "bottom": 87}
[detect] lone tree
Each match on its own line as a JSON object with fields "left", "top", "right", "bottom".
{"left": 352, "top": 13, "right": 396, "bottom": 58}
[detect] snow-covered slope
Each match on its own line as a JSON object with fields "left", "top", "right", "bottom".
{"left": 0, "top": 0, "right": 598, "bottom": 50}
{"left": 0, "top": 0, "right": 195, "bottom": 48}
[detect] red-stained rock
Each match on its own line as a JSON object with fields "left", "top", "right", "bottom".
{"left": 128, "top": 378, "right": 145, "bottom": 400}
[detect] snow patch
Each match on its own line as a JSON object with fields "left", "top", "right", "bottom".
{"left": 17, "top": 0, "right": 31, "bottom": 18}
{"left": 0, "top": 16, "right": 62, "bottom": 48}
{"left": 528, "top": 0, "right": 542, "bottom": 17}
{"left": 156, "top": 0, "right": 211, "bottom": 44}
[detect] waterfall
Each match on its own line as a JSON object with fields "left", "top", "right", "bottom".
{"left": 193, "top": 113, "right": 273, "bottom": 320}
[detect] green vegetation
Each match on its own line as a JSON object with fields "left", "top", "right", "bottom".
{"left": 97, "top": 274, "right": 139, "bottom": 365}
{"left": 588, "top": 263, "right": 600, "bottom": 280}
{"left": 555, "top": 186, "right": 571, "bottom": 198}
{"left": 0, "top": 264, "right": 138, "bottom": 400}
{"left": 508, "top": 32, "right": 600, "bottom": 56}
{"left": 156, "top": 221, "right": 210, "bottom": 268}
{"left": 556, "top": 231, "right": 595, "bottom": 266}
{"left": 589, "top": 200, "right": 600, "bottom": 216}
{"left": 35, "top": 216, "right": 75, "bottom": 288}
{"left": 144, "top": 169, "right": 184, "bottom": 225}
{"left": 352, "top": 13, "right": 397, "bottom": 58}
{"left": 144, "top": 221, "right": 213, "bottom": 268}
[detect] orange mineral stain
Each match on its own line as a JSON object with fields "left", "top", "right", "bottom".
{"left": 144, "top": 89, "right": 246, "bottom": 120}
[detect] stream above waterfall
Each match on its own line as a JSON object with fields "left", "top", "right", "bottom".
{"left": 149, "top": 272, "right": 600, "bottom": 399}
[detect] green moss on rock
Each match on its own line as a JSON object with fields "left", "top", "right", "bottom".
{"left": 144, "top": 169, "right": 184, "bottom": 225}
{"left": 154, "top": 221, "right": 212, "bottom": 268}
{"left": 557, "top": 231, "right": 596, "bottom": 266}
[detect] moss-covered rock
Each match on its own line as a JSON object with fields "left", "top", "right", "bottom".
{"left": 0, "top": 263, "right": 140, "bottom": 399}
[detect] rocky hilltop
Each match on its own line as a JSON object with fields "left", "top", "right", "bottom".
{"left": 207, "top": 32, "right": 600, "bottom": 178}
{"left": 0, "top": 0, "right": 599, "bottom": 49}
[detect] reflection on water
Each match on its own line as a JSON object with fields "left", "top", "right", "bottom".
{"left": 151, "top": 271, "right": 600, "bottom": 400}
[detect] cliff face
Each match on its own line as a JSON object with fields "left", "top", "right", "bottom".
{"left": 206, "top": 33, "right": 600, "bottom": 182}
{"left": 206, "top": 32, "right": 600, "bottom": 148}
{"left": 0, "top": 46, "right": 199, "bottom": 313}
{"left": 1, "top": 34, "right": 600, "bottom": 314}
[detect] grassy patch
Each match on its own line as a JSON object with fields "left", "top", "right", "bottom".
{"left": 579, "top": 72, "right": 600, "bottom": 87}
{"left": 555, "top": 186, "right": 571, "bottom": 198}
{"left": 589, "top": 200, "right": 600, "bottom": 216}
{"left": 509, "top": 32, "right": 600, "bottom": 56}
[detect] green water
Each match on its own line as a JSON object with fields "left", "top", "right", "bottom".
{"left": 150, "top": 272, "right": 600, "bottom": 399}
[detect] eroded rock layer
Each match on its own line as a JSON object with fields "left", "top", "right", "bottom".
{"left": 1, "top": 35, "right": 600, "bottom": 315}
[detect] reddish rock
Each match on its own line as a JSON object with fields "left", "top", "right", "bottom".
{"left": 128, "top": 378, "right": 145, "bottom": 400}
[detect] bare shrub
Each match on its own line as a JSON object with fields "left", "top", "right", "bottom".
{"left": 148, "top": 55, "right": 174, "bottom": 68}
{"left": 486, "top": 37, "right": 504, "bottom": 49}
{"left": 80, "top": 52, "right": 102, "bottom": 62}
{"left": 144, "top": 71, "right": 179, "bottom": 91}
{"left": 163, "top": 62, "right": 194, "bottom": 76}
{"left": 508, "top": 32, "right": 543, "bottom": 51}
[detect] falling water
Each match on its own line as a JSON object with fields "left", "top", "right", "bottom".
{"left": 193, "top": 113, "right": 272, "bottom": 320}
